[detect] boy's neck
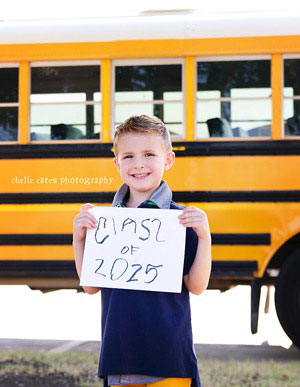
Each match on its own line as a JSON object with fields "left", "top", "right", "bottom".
{"left": 125, "top": 185, "right": 159, "bottom": 208}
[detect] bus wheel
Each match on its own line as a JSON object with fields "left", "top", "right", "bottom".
{"left": 275, "top": 248, "right": 300, "bottom": 350}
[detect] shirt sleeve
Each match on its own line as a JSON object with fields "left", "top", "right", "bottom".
{"left": 183, "top": 227, "right": 199, "bottom": 276}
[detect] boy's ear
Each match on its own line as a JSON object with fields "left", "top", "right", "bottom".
{"left": 113, "top": 157, "right": 120, "bottom": 172}
{"left": 164, "top": 151, "right": 175, "bottom": 170}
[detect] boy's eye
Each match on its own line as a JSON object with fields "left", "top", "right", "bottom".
{"left": 122, "top": 153, "right": 154, "bottom": 159}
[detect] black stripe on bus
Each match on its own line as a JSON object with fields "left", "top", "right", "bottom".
{"left": 0, "top": 260, "right": 77, "bottom": 278}
{"left": 1, "top": 139, "right": 300, "bottom": 159}
{"left": 0, "top": 192, "right": 114, "bottom": 204}
{"left": 0, "top": 260, "right": 257, "bottom": 279}
{"left": 211, "top": 260, "right": 258, "bottom": 278}
{"left": 0, "top": 234, "right": 72, "bottom": 245}
{"left": 0, "top": 233, "right": 271, "bottom": 245}
{"left": 213, "top": 234, "right": 271, "bottom": 245}
{"left": 0, "top": 190, "right": 300, "bottom": 204}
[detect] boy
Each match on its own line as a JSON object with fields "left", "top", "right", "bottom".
{"left": 73, "top": 115, "right": 212, "bottom": 387}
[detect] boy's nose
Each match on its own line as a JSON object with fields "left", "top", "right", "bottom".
{"left": 133, "top": 164, "right": 145, "bottom": 171}
{"left": 133, "top": 158, "right": 146, "bottom": 169}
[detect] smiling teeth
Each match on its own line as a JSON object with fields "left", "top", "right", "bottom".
{"left": 134, "top": 173, "right": 148, "bottom": 177}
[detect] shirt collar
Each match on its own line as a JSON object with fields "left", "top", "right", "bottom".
{"left": 112, "top": 180, "right": 172, "bottom": 209}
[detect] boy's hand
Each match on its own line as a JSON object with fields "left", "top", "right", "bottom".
{"left": 178, "top": 206, "right": 211, "bottom": 241}
{"left": 73, "top": 203, "right": 98, "bottom": 243}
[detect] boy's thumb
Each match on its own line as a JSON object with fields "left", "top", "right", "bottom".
{"left": 81, "top": 203, "right": 94, "bottom": 212}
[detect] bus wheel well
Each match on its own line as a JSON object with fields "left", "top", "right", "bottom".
{"left": 267, "top": 232, "right": 300, "bottom": 271}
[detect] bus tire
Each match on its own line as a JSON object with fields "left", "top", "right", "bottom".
{"left": 275, "top": 248, "right": 300, "bottom": 350}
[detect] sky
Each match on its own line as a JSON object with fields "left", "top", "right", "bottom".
{"left": 2, "top": 0, "right": 300, "bottom": 21}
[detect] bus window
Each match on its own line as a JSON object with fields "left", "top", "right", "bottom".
{"left": 196, "top": 58, "right": 271, "bottom": 139}
{"left": 113, "top": 61, "right": 183, "bottom": 138}
{"left": 0, "top": 66, "right": 18, "bottom": 142}
{"left": 284, "top": 57, "right": 300, "bottom": 137}
{"left": 30, "top": 63, "right": 101, "bottom": 141}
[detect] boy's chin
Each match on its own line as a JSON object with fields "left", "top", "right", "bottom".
{"left": 128, "top": 180, "right": 161, "bottom": 192}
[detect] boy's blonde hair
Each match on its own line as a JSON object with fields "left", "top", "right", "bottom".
{"left": 113, "top": 115, "right": 172, "bottom": 155}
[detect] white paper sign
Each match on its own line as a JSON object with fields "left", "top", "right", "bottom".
{"left": 80, "top": 207, "right": 186, "bottom": 293}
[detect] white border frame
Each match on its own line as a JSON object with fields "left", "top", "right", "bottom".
{"left": 196, "top": 55, "right": 271, "bottom": 62}
{"left": 0, "top": 63, "right": 19, "bottom": 68}
{"left": 30, "top": 61, "right": 101, "bottom": 67}
{"left": 282, "top": 54, "right": 300, "bottom": 59}
{"left": 111, "top": 58, "right": 186, "bottom": 140}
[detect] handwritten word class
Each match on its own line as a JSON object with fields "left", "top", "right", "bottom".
{"left": 94, "top": 216, "right": 166, "bottom": 244}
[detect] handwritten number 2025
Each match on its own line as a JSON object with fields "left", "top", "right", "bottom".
{"left": 95, "top": 258, "right": 163, "bottom": 284}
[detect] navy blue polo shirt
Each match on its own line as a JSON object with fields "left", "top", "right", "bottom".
{"left": 98, "top": 181, "right": 201, "bottom": 387}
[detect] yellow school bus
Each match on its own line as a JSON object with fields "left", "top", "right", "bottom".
{"left": 0, "top": 10, "right": 299, "bottom": 348}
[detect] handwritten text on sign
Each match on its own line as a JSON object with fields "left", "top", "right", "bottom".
{"left": 80, "top": 207, "right": 186, "bottom": 293}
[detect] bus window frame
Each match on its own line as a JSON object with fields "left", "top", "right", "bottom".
{"left": 195, "top": 54, "right": 273, "bottom": 142}
{"left": 29, "top": 60, "right": 102, "bottom": 145}
{"left": 282, "top": 54, "right": 300, "bottom": 140}
{"left": 0, "top": 62, "right": 19, "bottom": 145}
{"left": 111, "top": 58, "right": 186, "bottom": 141}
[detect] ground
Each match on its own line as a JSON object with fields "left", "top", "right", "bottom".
{"left": 0, "top": 349, "right": 299, "bottom": 386}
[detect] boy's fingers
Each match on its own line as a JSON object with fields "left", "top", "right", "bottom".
{"left": 76, "top": 213, "right": 98, "bottom": 224}
{"left": 77, "top": 218, "right": 97, "bottom": 229}
{"left": 86, "top": 220, "right": 97, "bottom": 229}
{"left": 182, "top": 207, "right": 204, "bottom": 213}
{"left": 179, "top": 209, "right": 206, "bottom": 218}
{"left": 78, "top": 214, "right": 98, "bottom": 224}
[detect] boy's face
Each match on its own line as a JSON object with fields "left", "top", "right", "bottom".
{"left": 114, "top": 133, "right": 175, "bottom": 195}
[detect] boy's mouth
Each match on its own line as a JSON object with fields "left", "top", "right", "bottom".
{"left": 131, "top": 173, "right": 150, "bottom": 179}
